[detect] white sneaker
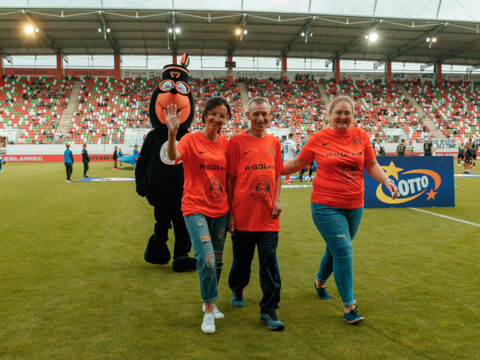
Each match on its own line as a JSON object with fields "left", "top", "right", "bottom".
{"left": 202, "top": 304, "right": 224, "bottom": 319}
{"left": 201, "top": 313, "right": 215, "bottom": 334}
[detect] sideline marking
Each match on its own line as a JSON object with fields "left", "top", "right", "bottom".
{"left": 76, "top": 177, "right": 134, "bottom": 182}
{"left": 408, "top": 207, "right": 480, "bottom": 227}
{"left": 282, "top": 184, "right": 312, "bottom": 188}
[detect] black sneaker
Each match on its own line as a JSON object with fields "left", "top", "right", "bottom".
{"left": 260, "top": 311, "right": 285, "bottom": 331}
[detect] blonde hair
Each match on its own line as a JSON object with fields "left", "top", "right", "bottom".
{"left": 328, "top": 96, "right": 355, "bottom": 115}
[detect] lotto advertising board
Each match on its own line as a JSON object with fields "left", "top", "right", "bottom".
{"left": 364, "top": 156, "right": 455, "bottom": 208}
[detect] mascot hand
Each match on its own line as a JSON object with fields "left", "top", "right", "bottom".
{"left": 136, "top": 184, "right": 146, "bottom": 197}
{"left": 164, "top": 103, "right": 181, "bottom": 133}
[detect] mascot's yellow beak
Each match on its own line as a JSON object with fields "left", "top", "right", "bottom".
{"left": 155, "top": 92, "right": 191, "bottom": 125}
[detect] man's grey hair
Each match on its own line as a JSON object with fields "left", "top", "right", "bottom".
{"left": 247, "top": 96, "right": 270, "bottom": 111}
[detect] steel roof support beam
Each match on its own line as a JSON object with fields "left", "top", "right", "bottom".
{"left": 21, "top": 10, "right": 59, "bottom": 53}
{"left": 97, "top": 10, "right": 119, "bottom": 54}
{"left": 228, "top": 13, "right": 247, "bottom": 55}
{"left": 437, "top": 38, "right": 480, "bottom": 63}
{"left": 387, "top": 23, "right": 447, "bottom": 61}
{"left": 284, "top": 17, "right": 314, "bottom": 54}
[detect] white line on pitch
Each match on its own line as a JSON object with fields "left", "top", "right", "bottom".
{"left": 408, "top": 207, "right": 480, "bottom": 227}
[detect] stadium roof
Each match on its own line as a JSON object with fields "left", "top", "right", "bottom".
{"left": 2, "top": 0, "right": 480, "bottom": 67}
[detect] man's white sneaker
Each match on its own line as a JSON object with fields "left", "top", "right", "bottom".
{"left": 201, "top": 313, "right": 215, "bottom": 334}
{"left": 202, "top": 304, "right": 224, "bottom": 319}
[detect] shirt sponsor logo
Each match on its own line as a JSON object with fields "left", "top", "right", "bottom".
{"left": 326, "top": 151, "right": 362, "bottom": 158}
{"left": 244, "top": 163, "right": 275, "bottom": 171}
{"left": 200, "top": 164, "right": 226, "bottom": 171}
{"left": 160, "top": 140, "right": 182, "bottom": 165}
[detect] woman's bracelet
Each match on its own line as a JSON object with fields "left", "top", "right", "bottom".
{"left": 383, "top": 178, "right": 394, "bottom": 186}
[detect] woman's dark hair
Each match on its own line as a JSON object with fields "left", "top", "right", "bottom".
{"left": 201, "top": 96, "right": 232, "bottom": 125}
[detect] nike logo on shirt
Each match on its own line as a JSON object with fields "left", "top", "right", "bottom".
{"left": 322, "top": 143, "right": 330, "bottom": 146}
{"left": 243, "top": 150, "right": 252, "bottom": 155}
{"left": 199, "top": 151, "right": 207, "bottom": 154}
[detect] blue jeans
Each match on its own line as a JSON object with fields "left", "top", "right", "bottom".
{"left": 311, "top": 203, "right": 364, "bottom": 307}
{"left": 184, "top": 213, "right": 228, "bottom": 303}
{"left": 228, "top": 231, "right": 281, "bottom": 313}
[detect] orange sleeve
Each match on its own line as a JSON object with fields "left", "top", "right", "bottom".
{"left": 177, "top": 133, "right": 192, "bottom": 160}
{"left": 363, "top": 131, "right": 375, "bottom": 160}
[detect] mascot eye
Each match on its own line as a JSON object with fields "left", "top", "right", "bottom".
{"left": 160, "top": 80, "right": 174, "bottom": 91}
{"left": 176, "top": 82, "right": 189, "bottom": 94}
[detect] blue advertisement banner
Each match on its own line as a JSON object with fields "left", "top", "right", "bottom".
{"left": 364, "top": 156, "right": 455, "bottom": 208}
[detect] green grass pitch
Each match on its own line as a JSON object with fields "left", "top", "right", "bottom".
{"left": 1, "top": 160, "right": 479, "bottom": 359}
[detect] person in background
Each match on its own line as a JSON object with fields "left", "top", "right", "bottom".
{"left": 133, "top": 145, "right": 140, "bottom": 170}
{"left": 81, "top": 143, "right": 90, "bottom": 178}
{"left": 283, "top": 96, "right": 398, "bottom": 325}
{"left": 282, "top": 133, "right": 296, "bottom": 184}
{"left": 64, "top": 143, "right": 74, "bottom": 183}
{"left": 295, "top": 143, "right": 303, "bottom": 181}
{"left": 464, "top": 142, "right": 474, "bottom": 174}
{"left": 457, "top": 142, "right": 465, "bottom": 167}
{"left": 470, "top": 138, "right": 477, "bottom": 168}
{"left": 0, "top": 155, "right": 5, "bottom": 173}
{"left": 166, "top": 96, "right": 231, "bottom": 335}
{"left": 113, "top": 146, "right": 119, "bottom": 170}
{"left": 397, "top": 139, "right": 406, "bottom": 157}
{"left": 119, "top": 148, "right": 124, "bottom": 168}
{"left": 424, "top": 136, "right": 434, "bottom": 156}
{"left": 227, "top": 97, "right": 285, "bottom": 331}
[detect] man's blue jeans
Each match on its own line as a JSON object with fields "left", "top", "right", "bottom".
{"left": 311, "top": 203, "right": 364, "bottom": 307}
{"left": 184, "top": 213, "right": 228, "bottom": 303}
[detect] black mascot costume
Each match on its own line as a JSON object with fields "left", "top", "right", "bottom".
{"left": 135, "top": 54, "right": 196, "bottom": 272}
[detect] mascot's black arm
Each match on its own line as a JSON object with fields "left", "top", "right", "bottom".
{"left": 135, "top": 131, "right": 154, "bottom": 197}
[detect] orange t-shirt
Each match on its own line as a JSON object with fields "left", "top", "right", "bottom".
{"left": 177, "top": 132, "right": 229, "bottom": 217}
{"left": 227, "top": 131, "right": 284, "bottom": 232}
{"left": 299, "top": 126, "right": 375, "bottom": 209}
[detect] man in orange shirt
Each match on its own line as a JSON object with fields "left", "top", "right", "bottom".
{"left": 227, "top": 97, "right": 285, "bottom": 331}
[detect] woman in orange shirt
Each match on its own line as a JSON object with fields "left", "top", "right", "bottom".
{"left": 166, "top": 96, "right": 230, "bottom": 334}
{"left": 283, "top": 96, "right": 398, "bottom": 324}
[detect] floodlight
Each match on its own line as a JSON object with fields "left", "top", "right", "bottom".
{"left": 35, "top": 28, "right": 39, "bottom": 33}
{"left": 168, "top": 28, "right": 173, "bottom": 33}
{"left": 365, "top": 35, "right": 369, "bottom": 39}
{"left": 301, "top": 32, "right": 305, "bottom": 37}
{"left": 426, "top": 37, "right": 431, "bottom": 42}
{"left": 243, "top": 29, "right": 247, "bottom": 35}
{"left": 235, "top": 29, "right": 241, "bottom": 35}
{"left": 369, "top": 32, "right": 378, "bottom": 42}
{"left": 25, "top": 25, "right": 34, "bottom": 34}
{"left": 432, "top": 37, "right": 437, "bottom": 43}
{"left": 175, "top": 28, "right": 181, "bottom": 34}
{"left": 98, "top": 28, "right": 102, "bottom": 33}
{"left": 106, "top": 28, "right": 111, "bottom": 33}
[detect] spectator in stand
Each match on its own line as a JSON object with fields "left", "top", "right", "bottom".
{"left": 64, "top": 143, "right": 74, "bottom": 183}
{"left": 397, "top": 139, "right": 407, "bottom": 157}
{"left": 119, "top": 148, "right": 124, "bottom": 168}
{"left": 227, "top": 97, "right": 285, "bottom": 331}
{"left": 166, "top": 97, "right": 231, "bottom": 334}
{"left": 282, "top": 133, "right": 296, "bottom": 184}
{"left": 113, "top": 146, "right": 119, "bottom": 170}
{"left": 282, "top": 96, "right": 398, "bottom": 325}
{"left": 81, "top": 143, "right": 90, "bottom": 178}
{"left": 423, "top": 136, "right": 434, "bottom": 156}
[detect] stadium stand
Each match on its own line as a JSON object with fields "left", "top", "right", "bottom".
{"left": 2, "top": 75, "right": 479, "bottom": 145}
{"left": 245, "top": 78, "right": 326, "bottom": 141}
{"left": 0, "top": 76, "right": 73, "bottom": 144}
{"left": 322, "top": 79, "right": 422, "bottom": 141}
{"left": 404, "top": 80, "right": 480, "bottom": 141}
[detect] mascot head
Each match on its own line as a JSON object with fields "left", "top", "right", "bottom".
{"left": 149, "top": 54, "right": 194, "bottom": 130}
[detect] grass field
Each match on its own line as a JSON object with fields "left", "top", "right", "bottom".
{"left": 1, "top": 160, "right": 479, "bottom": 360}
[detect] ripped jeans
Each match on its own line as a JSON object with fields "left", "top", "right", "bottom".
{"left": 184, "top": 213, "right": 228, "bottom": 303}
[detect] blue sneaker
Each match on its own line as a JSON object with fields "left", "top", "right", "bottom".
{"left": 344, "top": 307, "right": 364, "bottom": 324}
{"left": 231, "top": 290, "right": 245, "bottom": 307}
{"left": 260, "top": 312, "right": 285, "bottom": 331}
{"left": 314, "top": 283, "right": 331, "bottom": 300}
